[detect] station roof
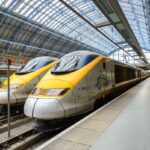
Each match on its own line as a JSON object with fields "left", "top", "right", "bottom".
{"left": 0, "top": 0, "right": 150, "bottom": 67}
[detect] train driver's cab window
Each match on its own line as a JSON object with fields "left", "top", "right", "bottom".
{"left": 16, "top": 57, "right": 54, "bottom": 74}
{"left": 51, "top": 53, "right": 99, "bottom": 74}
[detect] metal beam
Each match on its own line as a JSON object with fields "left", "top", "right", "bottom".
{"left": 95, "top": 21, "right": 111, "bottom": 28}
{"left": 0, "top": 7, "right": 103, "bottom": 55}
{"left": 0, "top": 39, "right": 65, "bottom": 56}
{"left": 59, "top": 0, "right": 143, "bottom": 65}
{"left": 116, "top": 40, "right": 127, "bottom": 45}
{"left": 92, "top": 0, "right": 149, "bottom": 68}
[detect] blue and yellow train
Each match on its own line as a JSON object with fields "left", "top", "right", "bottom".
{"left": 24, "top": 51, "right": 149, "bottom": 130}
{"left": 0, "top": 56, "right": 57, "bottom": 113}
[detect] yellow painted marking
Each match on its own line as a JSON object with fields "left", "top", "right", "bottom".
{"left": 0, "top": 61, "right": 57, "bottom": 89}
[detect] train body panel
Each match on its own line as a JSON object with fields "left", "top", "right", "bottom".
{"left": 73, "top": 58, "right": 114, "bottom": 114}
{"left": 24, "top": 97, "right": 65, "bottom": 119}
{"left": 0, "top": 57, "right": 57, "bottom": 106}
{"left": 2, "top": 61, "right": 55, "bottom": 86}
{"left": 24, "top": 51, "right": 149, "bottom": 123}
{"left": 0, "top": 91, "right": 16, "bottom": 104}
{"left": 25, "top": 54, "right": 104, "bottom": 119}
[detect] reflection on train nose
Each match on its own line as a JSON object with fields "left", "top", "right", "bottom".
{"left": 24, "top": 97, "right": 65, "bottom": 119}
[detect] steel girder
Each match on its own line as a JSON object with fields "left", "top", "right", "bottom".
{"left": 92, "top": 0, "right": 149, "bottom": 68}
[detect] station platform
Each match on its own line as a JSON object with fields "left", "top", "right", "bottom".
{"left": 37, "top": 78, "right": 150, "bottom": 150}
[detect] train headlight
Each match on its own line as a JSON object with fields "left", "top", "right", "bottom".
{"left": 46, "top": 88, "right": 69, "bottom": 96}
{"left": 32, "top": 88, "right": 69, "bottom": 96}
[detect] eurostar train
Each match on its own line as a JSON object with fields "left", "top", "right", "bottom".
{"left": 0, "top": 56, "right": 57, "bottom": 113}
{"left": 24, "top": 51, "right": 149, "bottom": 130}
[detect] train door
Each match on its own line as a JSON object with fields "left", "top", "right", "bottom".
{"left": 75, "top": 77, "right": 89, "bottom": 113}
{"left": 105, "top": 60, "right": 114, "bottom": 90}
{"left": 95, "top": 60, "right": 107, "bottom": 95}
{"left": 86, "top": 63, "right": 101, "bottom": 98}
{"left": 97, "top": 62, "right": 105, "bottom": 94}
{"left": 102, "top": 61, "right": 107, "bottom": 92}
{"left": 85, "top": 61, "right": 106, "bottom": 109}
{"left": 111, "top": 68, "right": 115, "bottom": 88}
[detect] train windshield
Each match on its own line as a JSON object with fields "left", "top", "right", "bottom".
{"left": 16, "top": 57, "right": 54, "bottom": 74}
{"left": 51, "top": 53, "right": 98, "bottom": 74}
{"left": 53, "top": 56, "right": 80, "bottom": 72}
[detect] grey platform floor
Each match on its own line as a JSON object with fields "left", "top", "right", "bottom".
{"left": 37, "top": 78, "right": 150, "bottom": 150}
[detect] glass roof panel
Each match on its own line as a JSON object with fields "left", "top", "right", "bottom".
{"left": 119, "top": 0, "right": 150, "bottom": 51}
{"left": 0, "top": 0, "right": 122, "bottom": 54}
{"left": 0, "top": 0, "right": 14, "bottom": 7}
{"left": 143, "top": 49, "right": 150, "bottom": 63}
{"left": 0, "top": 0, "right": 149, "bottom": 56}
{"left": 109, "top": 48, "right": 150, "bottom": 65}
{"left": 63, "top": 0, "right": 124, "bottom": 43}
{"left": 109, "top": 48, "right": 141, "bottom": 65}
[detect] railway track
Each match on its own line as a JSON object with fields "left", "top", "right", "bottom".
{"left": 0, "top": 115, "right": 6, "bottom": 120}
{"left": 0, "top": 116, "right": 86, "bottom": 150}
{"left": 0, "top": 114, "right": 26, "bottom": 126}
{"left": 0, "top": 129, "right": 45, "bottom": 150}
{"left": 0, "top": 114, "right": 31, "bottom": 133}
{"left": 0, "top": 128, "right": 60, "bottom": 150}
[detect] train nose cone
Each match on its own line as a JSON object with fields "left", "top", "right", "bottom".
{"left": 24, "top": 97, "right": 65, "bottom": 120}
{"left": 0, "top": 91, "right": 16, "bottom": 104}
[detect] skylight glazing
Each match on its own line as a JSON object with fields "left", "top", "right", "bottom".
{"left": 0, "top": 0, "right": 149, "bottom": 59}
{"left": 0, "top": 0, "right": 121, "bottom": 54}
{"left": 109, "top": 48, "right": 140, "bottom": 64}
{"left": 119, "top": 0, "right": 150, "bottom": 50}
{"left": 64, "top": 0, "right": 124, "bottom": 44}
{"left": 143, "top": 49, "right": 150, "bottom": 63}
{"left": 109, "top": 48, "right": 150, "bottom": 65}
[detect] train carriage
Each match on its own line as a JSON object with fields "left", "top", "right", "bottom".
{"left": 0, "top": 56, "right": 57, "bottom": 114}
{"left": 24, "top": 51, "right": 149, "bottom": 130}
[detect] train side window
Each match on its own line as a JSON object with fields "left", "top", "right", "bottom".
{"left": 103, "top": 62, "right": 106, "bottom": 70}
